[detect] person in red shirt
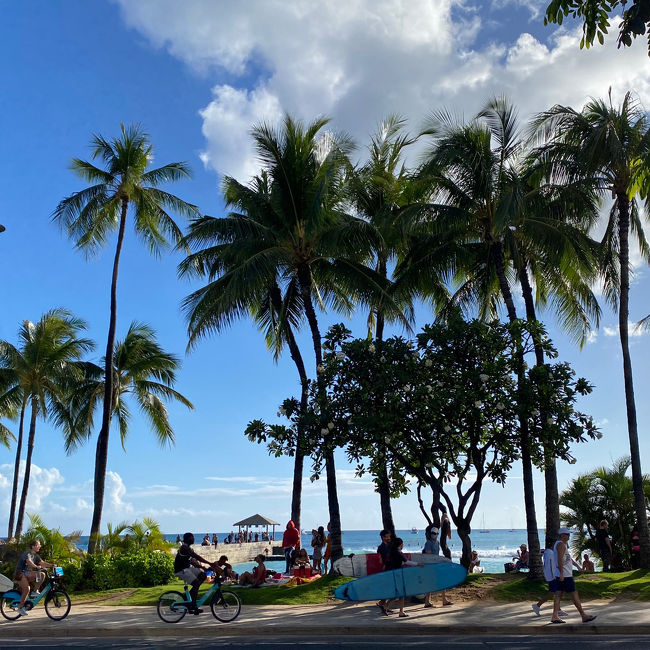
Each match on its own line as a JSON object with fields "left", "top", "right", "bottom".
{"left": 282, "top": 521, "right": 300, "bottom": 574}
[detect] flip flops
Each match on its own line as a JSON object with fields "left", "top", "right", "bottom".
{"left": 551, "top": 619, "right": 566, "bottom": 624}
{"left": 582, "top": 615, "right": 597, "bottom": 623}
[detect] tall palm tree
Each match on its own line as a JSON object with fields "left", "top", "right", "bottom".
{"left": 53, "top": 124, "right": 199, "bottom": 552}
{"left": 179, "top": 172, "right": 311, "bottom": 530}
{"left": 182, "top": 114, "right": 400, "bottom": 562}
{"left": 0, "top": 309, "right": 94, "bottom": 539}
{"left": 344, "top": 115, "right": 424, "bottom": 533}
{"left": 534, "top": 91, "right": 650, "bottom": 567}
{"left": 57, "top": 321, "right": 193, "bottom": 457}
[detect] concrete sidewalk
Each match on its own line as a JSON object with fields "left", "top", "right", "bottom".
{"left": 0, "top": 599, "right": 646, "bottom": 639}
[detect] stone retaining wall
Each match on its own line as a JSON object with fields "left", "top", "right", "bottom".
{"left": 170, "top": 542, "right": 273, "bottom": 564}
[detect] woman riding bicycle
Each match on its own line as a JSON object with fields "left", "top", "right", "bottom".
{"left": 14, "top": 540, "right": 54, "bottom": 617}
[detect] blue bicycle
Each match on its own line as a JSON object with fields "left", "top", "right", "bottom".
{"left": 157, "top": 576, "right": 241, "bottom": 623}
{"left": 1, "top": 567, "right": 71, "bottom": 621}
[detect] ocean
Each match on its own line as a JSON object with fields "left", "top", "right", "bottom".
{"left": 135, "top": 528, "right": 545, "bottom": 575}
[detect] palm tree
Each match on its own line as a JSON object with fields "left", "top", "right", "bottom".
{"left": 0, "top": 308, "right": 94, "bottom": 539}
{"left": 57, "top": 321, "right": 193, "bottom": 461}
{"left": 534, "top": 91, "right": 650, "bottom": 567}
{"left": 53, "top": 124, "right": 199, "bottom": 552}
{"left": 182, "top": 114, "right": 400, "bottom": 562}
{"left": 179, "top": 172, "right": 311, "bottom": 530}
{"left": 344, "top": 115, "right": 424, "bottom": 533}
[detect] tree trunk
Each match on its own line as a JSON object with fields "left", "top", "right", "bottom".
{"left": 377, "top": 459, "right": 395, "bottom": 535}
{"left": 493, "top": 244, "right": 542, "bottom": 578}
{"left": 296, "top": 263, "right": 344, "bottom": 561}
{"left": 7, "top": 402, "right": 26, "bottom": 539}
{"left": 270, "top": 284, "right": 307, "bottom": 532}
{"left": 88, "top": 198, "right": 128, "bottom": 553}
{"left": 519, "top": 265, "right": 560, "bottom": 539}
{"left": 14, "top": 398, "right": 38, "bottom": 539}
{"left": 617, "top": 196, "right": 650, "bottom": 569}
{"left": 456, "top": 523, "right": 472, "bottom": 569}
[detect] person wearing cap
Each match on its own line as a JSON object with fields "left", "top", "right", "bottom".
{"left": 422, "top": 524, "right": 453, "bottom": 608}
{"left": 550, "top": 528, "right": 596, "bottom": 624}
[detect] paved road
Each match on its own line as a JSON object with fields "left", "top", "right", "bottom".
{"left": 4, "top": 635, "right": 650, "bottom": 649}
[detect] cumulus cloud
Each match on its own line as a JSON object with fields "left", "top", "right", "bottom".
{"left": 0, "top": 462, "right": 64, "bottom": 511}
{"left": 115, "top": 1, "right": 650, "bottom": 182}
{"left": 603, "top": 323, "right": 649, "bottom": 338}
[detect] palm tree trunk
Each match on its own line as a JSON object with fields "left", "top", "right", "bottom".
{"left": 617, "top": 196, "right": 650, "bottom": 568}
{"left": 519, "top": 265, "right": 560, "bottom": 539}
{"left": 493, "top": 244, "right": 542, "bottom": 579}
{"left": 297, "top": 263, "right": 344, "bottom": 562}
{"left": 270, "top": 284, "right": 307, "bottom": 531}
{"left": 88, "top": 198, "right": 128, "bottom": 553}
{"left": 14, "top": 398, "right": 38, "bottom": 539}
{"left": 7, "top": 402, "right": 26, "bottom": 539}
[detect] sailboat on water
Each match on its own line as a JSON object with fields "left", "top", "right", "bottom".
{"left": 479, "top": 514, "right": 490, "bottom": 533}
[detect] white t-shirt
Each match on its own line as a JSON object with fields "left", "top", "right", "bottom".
{"left": 542, "top": 548, "right": 556, "bottom": 582}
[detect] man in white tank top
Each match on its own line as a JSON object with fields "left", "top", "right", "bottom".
{"left": 550, "top": 528, "right": 597, "bottom": 624}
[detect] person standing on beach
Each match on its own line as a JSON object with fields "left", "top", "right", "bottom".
{"left": 422, "top": 525, "right": 453, "bottom": 608}
{"left": 550, "top": 528, "right": 596, "bottom": 624}
{"left": 282, "top": 520, "right": 300, "bottom": 574}
{"left": 595, "top": 520, "right": 612, "bottom": 572}
{"left": 440, "top": 510, "right": 452, "bottom": 559}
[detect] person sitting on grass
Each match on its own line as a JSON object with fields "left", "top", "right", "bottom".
{"left": 469, "top": 550, "right": 484, "bottom": 573}
{"left": 239, "top": 555, "right": 267, "bottom": 587}
{"left": 292, "top": 547, "right": 312, "bottom": 572}
{"left": 514, "top": 543, "right": 529, "bottom": 571}
{"left": 214, "top": 555, "right": 238, "bottom": 582}
{"left": 174, "top": 532, "right": 216, "bottom": 615}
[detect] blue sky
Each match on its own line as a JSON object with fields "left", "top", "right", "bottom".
{"left": 1, "top": 0, "right": 650, "bottom": 536}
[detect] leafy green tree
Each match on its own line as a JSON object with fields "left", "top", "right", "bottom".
{"left": 545, "top": 0, "right": 650, "bottom": 53}
{"left": 97, "top": 517, "right": 171, "bottom": 554}
{"left": 53, "top": 124, "right": 199, "bottom": 552}
{"left": 560, "top": 457, "right": 650, "bottom": 569}
{"left": 534, "top": 91, "right": 650, "bottom": 568}
{"left": 0, "top": 309, "right": 94, "bottom": 539}
{"left": 261, "top": 316, "right": 598, "bottom": 568}
{"left": 57, "top": 321, "right": 193, "bottom": 456}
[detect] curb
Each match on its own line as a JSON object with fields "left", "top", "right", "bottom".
{"left": 0, "top": 623, "right": 645, "bottom": 639}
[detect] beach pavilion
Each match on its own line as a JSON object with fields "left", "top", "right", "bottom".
{"left": 232, "top": 514, "right": 280, "bottom": 541}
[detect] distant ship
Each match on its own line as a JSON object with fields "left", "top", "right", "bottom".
{"left": 410, "top": 527, "right": 418, "bottom": 534}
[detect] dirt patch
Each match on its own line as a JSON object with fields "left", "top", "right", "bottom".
{"left": 74, "top": 589, "right": 137, "bottom": 605}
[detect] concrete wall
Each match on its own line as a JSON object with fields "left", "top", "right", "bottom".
{"left": 170, "top": 542, "right": 275, "bottom": 564}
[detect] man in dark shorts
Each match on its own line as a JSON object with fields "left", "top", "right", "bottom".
{"left": 550, "top": 528, "right": 596, "bottom": 624}
{"left": 595, "top": 520, "right": 612, "bottom": 572}
{"left": 14, "top": 540, "right": 54, "bottom": 617}
{"left": 174, "top": 532, "right": 215, "bottom": 615}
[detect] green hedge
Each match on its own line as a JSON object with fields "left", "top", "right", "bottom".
{"left": 64, "top": 550, "right": 174, "bottom": 591}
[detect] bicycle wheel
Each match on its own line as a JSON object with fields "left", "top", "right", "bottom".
{"left": 157, "top": 590, "right": 187, "bottom": 623}
{"left": 210, "top": 589, "right": 241, "bottom": 622}
{"left": 0, "top": 590, "right": 21, "bottom": 621}
{"left": 44, "top": 589, "right": 71, "bottom": 620}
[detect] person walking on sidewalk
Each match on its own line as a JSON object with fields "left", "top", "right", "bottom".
{"left": 550, "top": 528, "right": 596, "bottom": 624}
{"left": 532, "top": 536, "right": 569, "bottom": 619}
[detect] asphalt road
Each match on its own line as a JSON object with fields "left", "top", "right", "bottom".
{"left": 3, "top": 636, "right": 650, "bottom": 650}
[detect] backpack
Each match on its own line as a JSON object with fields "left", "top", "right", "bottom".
{"left": 542, "top": 548, "right": 556, "bottom": 582}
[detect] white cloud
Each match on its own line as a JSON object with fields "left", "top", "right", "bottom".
{"left": 115, "top": 1, "right": 650, "bottom": 182}
{"left": 0, "top": 462, "right": 64, "bottom": 511}
{"left": 491, "top": 0, "right": 545, "bottom": 20}
{"left": 585, "top": 330, "right": 598, "bottom": 345}
{"left": 603, "top": 323, "right": 649, "bottom": 338}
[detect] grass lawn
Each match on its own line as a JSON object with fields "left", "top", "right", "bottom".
{"left": 72, "top": 570, "right": 650, "bottom": 606}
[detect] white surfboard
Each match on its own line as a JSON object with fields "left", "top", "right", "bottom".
{"left": 333, "top": 552, "right": 449, "bottom": 577}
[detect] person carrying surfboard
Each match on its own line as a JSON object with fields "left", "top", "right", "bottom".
{"left": 386, "top": 537, "right": 424, "bottom": 617}
{"left": 376, "top": 529, "right": 393, "bottom": 614}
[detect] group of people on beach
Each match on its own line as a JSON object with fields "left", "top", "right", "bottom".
{"left": 281, "top": 520, "right": 332, "bottom": 576}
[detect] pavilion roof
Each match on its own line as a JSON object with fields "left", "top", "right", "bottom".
{"left": 232, "top": 513, "right": 281, "bottom": 527}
